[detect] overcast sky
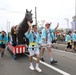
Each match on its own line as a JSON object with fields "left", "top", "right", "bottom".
{"left": 0, "top": 0, "right": 75, "bottom": 32}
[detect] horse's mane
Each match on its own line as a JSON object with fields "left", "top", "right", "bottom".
{"left": 11, "top": 9, "right": 33, "bottom": 45}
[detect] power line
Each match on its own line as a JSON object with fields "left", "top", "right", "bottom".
{"left": 0, "top": 7, "right": 26, "bottom": 14}
{"left": 0, "top": 7, "right": 72, "bottom": 21}
{"left": 0, "top": 7, "right": 9, "bottom": 10}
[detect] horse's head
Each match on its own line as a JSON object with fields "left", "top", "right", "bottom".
{"left": 25, "top": 9, "right": 33, "bottom": 23}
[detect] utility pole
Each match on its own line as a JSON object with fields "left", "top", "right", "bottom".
{"left": 65, "top": 18, "right": 69, "bottom": 29}
{"left": 35, "top": 7, "right": 37, "bottom": 25}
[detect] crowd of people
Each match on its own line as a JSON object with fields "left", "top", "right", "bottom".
{"left": 1, "top": 21, "right": 76, "bottom": 73}
{"left": 24, "top": 21, "right": 76, "bottom": 72}
{"left": 65, "top": 30, "right": 76, "bottom": 52}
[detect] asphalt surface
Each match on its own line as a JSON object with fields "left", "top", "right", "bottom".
{"left": 0, "top": 47, "right": 76, "bottom": 75}
{"left": 52, "top": 43, "right": 76, "bottom": 52}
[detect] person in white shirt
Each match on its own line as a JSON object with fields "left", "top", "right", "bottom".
{"left": 40, "top": 22, "right": 59, "bottom": 64}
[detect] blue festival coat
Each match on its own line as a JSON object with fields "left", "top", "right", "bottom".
{"left": 24, "top": 31, "right": 39, "bottom": 43}
{"left": 52, "top": 33, "right": 57, "bottom": 40}
{"left": 65, "top": 34, "right": 72, "bottom": 43}
{"left": 36, "top": 34, "right": 42, "bottom": 44}
{"left": 72, "top": 33, "right": 76, "bottom": 41}
{"left": 41, "top": 28, "right": 55, "bottom": 44}
{"left": 24, "top": 31, "right": 40, "bottom": 50}
{"left": 0, "top": 34, "right": 8, "bottom": 44}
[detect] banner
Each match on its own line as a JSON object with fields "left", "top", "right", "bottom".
{"left": 71, "top": 22, "right": 76, "bottom": 32}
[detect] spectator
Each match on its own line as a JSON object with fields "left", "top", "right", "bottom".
{"left": 65, "top": 31, "right": 73, "bottom": 51}
{"left": 0, "top": 30, "right": 8, "bottom": 57}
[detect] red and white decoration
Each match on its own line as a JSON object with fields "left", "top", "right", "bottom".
{"left": 7, "top": 43, "right": 26, "bottom": 54}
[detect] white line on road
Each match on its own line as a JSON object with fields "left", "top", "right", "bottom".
{"left": 25, "top": 53, "right": 71, "bottom": 75}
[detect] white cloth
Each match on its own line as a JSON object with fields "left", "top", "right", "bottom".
{"left": 28, "top": 43, "right": 40, "bottom": 56}
{"left": 42, "top": 30, "right": 51, "bottom": 48}
{"left": 42, "top": 42, "right": 51, "bottom": 48}
{"left": 47, "top": 30, "right": 51, "bottom": 42}
{"left": 28, "top": 49, "right": 40, "bottom": 56}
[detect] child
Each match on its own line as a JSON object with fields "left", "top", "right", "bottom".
{"left": 65, "top": 31, "right": 73, "bottom": 51}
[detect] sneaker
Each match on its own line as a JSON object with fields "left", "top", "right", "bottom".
{"left": 35, "top": 67, "right": 42, "bottom": 72}
{"left": 40, "top": 58, "right": 45, "bottom": 62}
{"left": 3, "top": 52, "right": 4, "bottom": 55}
{"left": 1, "top": 54, "right": 3, "bottom": 57}
{"left": 50, "top": 60, "right": 57, "bottom": 64}
{"left": 29, "top": 65, "right": 35, "bottom": 70}
{"left": 1, "top": 52, "right": 4, "bottom": 57}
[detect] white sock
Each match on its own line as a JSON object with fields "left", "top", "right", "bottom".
{"left": 36, "top": 63, "right": 39, "bottom": 68}
{"left": 30, "top": 62, "right": 33, "bottom": 66}
{"left": 50, "top": 57, "right": 54, "bottom": 62}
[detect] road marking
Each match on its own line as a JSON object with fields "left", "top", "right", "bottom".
{"left": 25, "top": 53, "right": 71, "bottom": 75}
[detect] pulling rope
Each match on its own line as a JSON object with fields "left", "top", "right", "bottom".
{"left": 26, "top": 42, "right": 50, "bottom": 49}
{"left": 0, "top": 40, "right": 6, "bottom": 44}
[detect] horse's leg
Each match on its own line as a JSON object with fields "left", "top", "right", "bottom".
{"left": 12, "top": 34, "right": 16, "bottom": 46}
{"left": 17, "top": 30, "right": 25, "bottom": 44}
{"left": 17, "top": 33, "right": 23, "bottom": 44}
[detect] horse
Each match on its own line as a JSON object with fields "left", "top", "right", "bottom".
{"left": 11, "top": 25, "right": 18, "bottom": 46}
{"left": 11, "top": 9, "right": 33, "bottom": 46}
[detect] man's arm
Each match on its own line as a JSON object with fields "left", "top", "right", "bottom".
{"left": 24, "top": 21, "right": 32, "bottom": 38}
{"left": 55, "top": 23, "right": 59, "bottom": 30}
{"left": 27, "top": 21, "right": 32, "bottom": 34}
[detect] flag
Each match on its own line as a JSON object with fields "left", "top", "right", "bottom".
{"left": 71, "top": 22, "right": 76, "bottom": 32}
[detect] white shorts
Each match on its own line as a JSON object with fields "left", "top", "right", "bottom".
{"left": 28, "top": 49, "right": 40, "bottom": 56}
{"left": 28, "top": 43, "right": 40, "bottom": 56}
{"left": 41, "top": 41, "right": 51, "bottom": 48}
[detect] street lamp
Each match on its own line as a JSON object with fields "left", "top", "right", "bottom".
{"left": 35, "top": 7, "right": 37, "bottom": 25}
{"left": 64, "top": 18, "right": 69, "bottom": 29}
{"left": 7, "top": 21, "right": 10, "bottom": 33}
{"left": 41, "top": 20, "right": 45, "bottom": 27}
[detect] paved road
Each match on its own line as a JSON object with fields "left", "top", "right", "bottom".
{"left": 0, "top": 48, "right": 76, "bottom": 75}
{"left": 52, "top": 43, "right": 76, "bottom": 52}
{"left": 52, "top": 43, "right": 66, "bottom": 50}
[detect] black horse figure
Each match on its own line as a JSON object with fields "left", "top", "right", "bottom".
{"left": 11, "top": 25, "right": 18, "bottom": 46}
{"left": 11, "top": 9, "right": 33, "bottom": 46}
